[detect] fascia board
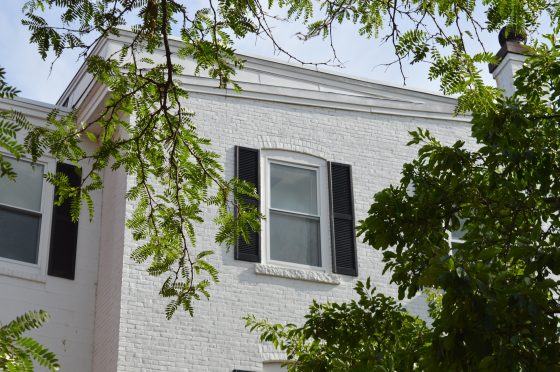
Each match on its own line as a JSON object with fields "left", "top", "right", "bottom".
{"left": 57, "top": 37, "right": 111, "bottom": 107}
{"left": 239, "top": 55, "right": 456, "bottom": 105}
{"left": 179, "top": 79, "right": 470, "bottom": 122}
{"left": 0, "top": 97, "right": 69, "bottom": 126}
{"left": 75, "top": 82, "right": 111, "bottom": 129}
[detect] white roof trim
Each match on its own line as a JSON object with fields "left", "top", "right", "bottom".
{"left": 58, "top": 29, "right": 468, "bottom": 122}
{"left": 0, "top": 97, "right": 69, "bottom": 119}
{"left": 181, "top": 79, "right": 470, "bottom": 121}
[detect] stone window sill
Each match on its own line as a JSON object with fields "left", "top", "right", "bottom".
{"left": 255, "top": 263, "right": 340, "bottom": 285}
{"left": 0, "top": 263, "right": 47, "bottom": 283}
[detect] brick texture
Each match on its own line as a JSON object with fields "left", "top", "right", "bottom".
{"left": 114, "top": 93, "right": 472, "bottom": 371}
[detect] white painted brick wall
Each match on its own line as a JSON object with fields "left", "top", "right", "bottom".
{"left": 113, "top": 93, "right": 472, "bottom": 371}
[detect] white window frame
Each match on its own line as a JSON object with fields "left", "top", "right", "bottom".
{"left": 448, "top": 231, "right": 465, "bottom": 246}
{"left": 0, "top": 153, "right": 56, "bottom": 281}
{"left": 447, "top": 217, "right": 466, "bottom": 256}
{"left": 448, "top": 230, "right": 465, "bottom": 256}
{"left": 261, "top": 150, "right": 331, "bottom": 272}
{"left": 263, "top": 361, "right": 291, "bottom": 371}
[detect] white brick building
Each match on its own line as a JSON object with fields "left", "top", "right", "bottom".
{"left": 1, "top": 29, "right": 519, "bottom": 371}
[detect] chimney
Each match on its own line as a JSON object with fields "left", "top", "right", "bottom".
{"left": 488, "top": 27, "right": 529, "bottom": 97}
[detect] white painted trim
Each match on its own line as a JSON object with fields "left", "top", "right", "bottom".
{"left": 56, "top": 36, "right": 109, "bottom": 106}
{"left": 0, "top": 264, "right": 48, "bottom": 283}
{"left": 0, "top": 96, "right": 69, "bottom": 113}
{"left": 255, "top": 264, "right": 340, "bottom": 285}
{"left": 0, "top": 154, "right": 56, "bottom": 281}
{"left": 258, "top": 135, "right": 332, "bottom": 159}
{"left": 110, "top": 28, "right": 457, "bottom": 101}
{"left": 261, "top": 150, "right": 331, "bottom": 273}
{"left": 57, "top": 29, "right": 471, "bottom": 122}
{"left": 0, "top": 97, "right": 69, "bottom": 121}
{"left": 182, "top": 80, "right": 470, "bottom": 121}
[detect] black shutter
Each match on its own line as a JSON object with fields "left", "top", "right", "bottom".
{"left": 48, "top": 163, "right": 81, "bottom": 280}
{"left": 234, "top": 146, "right": 260, "bottom": 262}
{"left": 329, "top": 162, "right": 358, "bottom": 276}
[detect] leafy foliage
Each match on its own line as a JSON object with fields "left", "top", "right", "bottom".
{"left": 0, "top": 310, "right": 59, "bottom": 371}
{"left": 277, "top": 0, "right": 553, "bottom": 113}
{"left": 246, "top": 279, "right": 429, "bottom": 371}
{"left": 0, "top": 67, "right": 32, "bottom": 179}
{"left": 358, "top": 35, "right": 560, "bottom": 369}
{"left": 19, "top": 0, "right": 262, "bottom": 318}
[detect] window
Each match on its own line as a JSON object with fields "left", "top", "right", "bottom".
{"left": 262, "top": 362, "right": 289, "bottom": 372}
{"left": 448, "top": 217, "right": 466, "bottom": 251}
{"left": 0, "top": 154, "right": 81, "bottom": 281}
{"left": 269, "top": 162, "right": 321, "bottom": 267}
{"left": 264, "top": 151, "right": 330, "bottom": 270}
{"left": 234, "top": 146, "right": 358, "bottom": 276}
{"left": 0, "top": 156, "right": 53, "bottom": 266}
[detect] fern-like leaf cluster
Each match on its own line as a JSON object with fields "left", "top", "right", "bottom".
{"left": 0, "top": 310, "right": 59, "bottom": 371}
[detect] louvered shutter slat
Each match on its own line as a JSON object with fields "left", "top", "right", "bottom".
{"left": 329, "top": 162, "right": 357, "bottom": 276}
{"left": 235, "top": 146, "right": 260, "bottom": 262}
{"left": 48, "top": 163, "right": 81, "bottom": 280}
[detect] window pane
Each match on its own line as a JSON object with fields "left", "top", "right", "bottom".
{"left": 0, "top": 158, "right": 44, "bottom": 211}
{"left": 451, "top": 230, "right": 466, "bottom": 241}
{"left": 270, "top": 211, "right": 320, "bottom": 266}
{"left": 270, "top": 163, "right": 317, "bottom": 215}
{"left": 0, "top": 208, "right": 41, "bottom": 264}
{"left": 263, "top": 362, "right": 289, "bottom": 372}
{"left": 451, "top": 218, "right": 467, "bottom": 241}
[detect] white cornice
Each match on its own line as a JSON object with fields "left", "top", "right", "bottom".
{"left": 0, "top": 97, "right": 69, "bottom": 119}
{"left": 111, "top": 29, "right": 455, "bottom": 101}
{"left": 58, "top": 29, "right": 468, "bottom": 123}
{"left": 181, "top": 79, "right": 469, "bottom": 122}
{"left": 238, "top": 54, "right": 456, "bottom": 105}
{"left": 57, "top": 37, "right": 109, "bottom": 107}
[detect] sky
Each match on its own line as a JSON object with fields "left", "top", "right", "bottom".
{"left": 0, "top": 1, "right": 513, "bottom": 104}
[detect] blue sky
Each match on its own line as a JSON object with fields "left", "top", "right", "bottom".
{"left": 1, "top": 1, "right": 509, "bottom": 103}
